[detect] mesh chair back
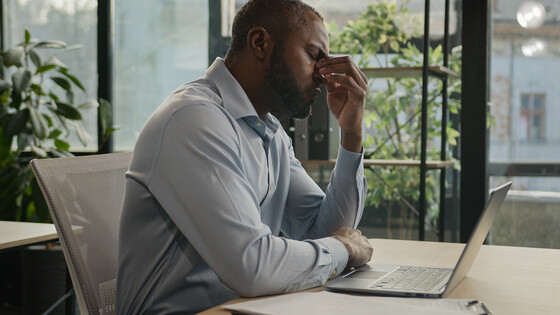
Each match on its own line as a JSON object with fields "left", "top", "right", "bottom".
{"left": 30, "top": 152, "right": 132, "bottom": 315}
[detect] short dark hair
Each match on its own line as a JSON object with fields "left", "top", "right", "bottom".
{"left": 226, "top": 0, "right": 323, "bottom": 58}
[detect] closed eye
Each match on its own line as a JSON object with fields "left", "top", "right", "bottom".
{"left": 307, "top": 51, "right": 319, "bottom": 62}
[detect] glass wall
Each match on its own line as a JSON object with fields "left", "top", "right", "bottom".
{"left": 113, "top": 0, "right": 209, "bottom": 151}
{"left": 489, "top": 0, "right": 560, "bottom": 249}
{"left": 303, "top": 0, "right": 461, "bottom": 241}
{"left": 3, "top": 0, "right": 98, "bottom": 151}
{"left": 2, "top": 0, "right": 465, "bottom": 242}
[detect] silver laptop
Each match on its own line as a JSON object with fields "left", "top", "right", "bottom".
{"left": 325, "top": 182, "right": 512, "bottom": 298}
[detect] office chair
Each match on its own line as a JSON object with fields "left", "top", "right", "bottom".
{"left": 30, "top": 152, "right": 132, "bottom": 315}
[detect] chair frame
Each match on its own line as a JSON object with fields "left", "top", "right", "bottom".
{"left": 31, "top": 152, "right": 131, "bottom": 315}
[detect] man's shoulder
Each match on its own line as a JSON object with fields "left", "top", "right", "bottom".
{"left": 146, "top": 78, "right": 233, "bottom": 125}
{"left": 167, "top": 78, "right": 224, "bottom": 112}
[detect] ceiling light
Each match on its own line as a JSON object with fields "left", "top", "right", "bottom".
{"left": 517, "top": 1, "right": 546, "bottom": 29}
{"left": 521, "top": 38, "right": 547, "bottom": 57}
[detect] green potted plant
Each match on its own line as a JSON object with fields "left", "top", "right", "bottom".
{"left": 0, "top": 29, "right": 116, "bottom": 223}
{"left": 328, "top": 0, "right": 462, "bottom": 238}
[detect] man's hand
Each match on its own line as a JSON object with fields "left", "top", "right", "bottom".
{"left": 331, "top": 226, "right": 373, "bottom": 268}
{"left": 317, "top": 56, "right": 368, "bottom": 153}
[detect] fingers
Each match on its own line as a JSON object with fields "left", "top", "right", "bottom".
{"left": 324, "top": 74, "right": 367, "bottom": 101}
{"left": 331, "top": 227, "right": 373, "bottom": 268}
{"left": 317, "top": 56, "right": 368, "bottom": 90}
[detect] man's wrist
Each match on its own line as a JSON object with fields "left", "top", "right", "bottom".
{"left": 340, "top": 131, "right": 363, "bottom": 153}
{"left": 316, "top": 237, "right": 349, "bottom": 278}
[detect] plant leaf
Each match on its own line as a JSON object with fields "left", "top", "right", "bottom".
{"left": 58, "top": 70, "right": 85, "bottom": 91}
{"left": 66, "top": 90, "right": 74, "bottom": 104}
{"left": 99, "top": 98, "right": 112, "bottom": 135}
{"left": 24, "top": 29, "right": 31, "bottom": 45}
{"left": 47, "top": 99, "right": 58, "bottom": 110}
{"left": 73, "top": 121, "right": 89, "bottom": 147}
{"left": 49, "top": 129, "right": 62, "bottom": 139}
{"left": 28, "top": 106, "right": 49, "bottom": 139}
{"left": 42, "top": 113, "right": 53, "bottom": 127}
{"left": 30, "top": 145, "right": 47, "bottom": 157}
{"left": 46, "top": 56, "right": 69, "bottom": 69}
{"left": 389, "top": 40, "right": 400, "bottom": 53}
{"left": 54, "top": 139, "right": 70, "bottom": 151}
{"left": 0, "top": 79, "right": 12, "bottom": 94}
{"left": 78, "top": 99, "right": 98, "bottom": 109}
{"left": 4, "top": 109, "right": 30, "bottom": 137}
{"left": 55, "top": 102, "right": 82, "bottom": 120}
{"left": 64, "top": 44, "right": 83, "bottom": 52}
{"left": 3, "top": 47, "right": 24, "bottom": 66}
{"left": 29, "top": 47, "right": 42, "bottom": 68}
{"left": 12, "top": 68, "right": 32, "bottom": 93}
{"left": 33, "top": 40, "right": 67, "bottom": 49}
{"left": 51, "top": 77, "right": 71, "bottom": 91}
{"left": 48, "top": 148, "right": 73, "bottom": 158}
{"left": 105, "top": 126, "right": 120, "bottom": 138}
{"left": 17, "top": 133, "right": 33, "bottom": 151}
{"left": 36, "top": 64, "right": 57, "bottom": 74}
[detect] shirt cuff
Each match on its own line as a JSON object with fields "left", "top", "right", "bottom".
{"left": 315, "top": 237, "right": 348, "bottom": 278}
{"left": 333, "top": 145, "right": 364, "bottom": 182}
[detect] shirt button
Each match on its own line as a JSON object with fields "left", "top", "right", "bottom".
{"left": 331, "top": 269, "right": 337, "bottom": 277}
{"left": 256, "top": 122, "right": 262, "bottom": 127}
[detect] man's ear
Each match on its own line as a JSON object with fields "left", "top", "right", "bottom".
{"left": 247, "top": 26, "right": 272, "bottom": 61}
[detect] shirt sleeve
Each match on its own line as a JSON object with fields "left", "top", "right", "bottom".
{"left": 280, "top": 139, "right": 368, "bottom": 281}
{"left": 143, "top": 104, "right": 357, "bottom": 297}
{"left": 282, "top": 141, "right": 367, "bottom": 238}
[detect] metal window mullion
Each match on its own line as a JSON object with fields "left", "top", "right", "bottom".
{"left": 439, "top": 0, "right": 451, "bottom": 242}
{"left": 419, "top": 0, "right": 431, "bottom": 241}
{"left": 97, "top": 0, "right": 114, "bottom": 153}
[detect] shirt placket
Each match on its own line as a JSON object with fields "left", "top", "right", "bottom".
{"left": 251, "top": 118, "right": 273, "bottom": 204}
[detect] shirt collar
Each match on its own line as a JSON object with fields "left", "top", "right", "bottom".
{"left": 205, "top": 58, "right": 258, "bottom": 120}
{"left": 205, "top": 58, "right": 280, "bottom": 136}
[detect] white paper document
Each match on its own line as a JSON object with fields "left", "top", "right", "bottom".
{"left": 223, "top": 291, "right": 491, "bottom": 315}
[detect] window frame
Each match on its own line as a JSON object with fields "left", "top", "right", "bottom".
{"left": 519, "top": 93, "right": 546, "bottom": 141}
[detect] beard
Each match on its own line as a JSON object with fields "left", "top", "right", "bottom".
{"left": 264, "top": 47, "right": 315, "bottom": 119}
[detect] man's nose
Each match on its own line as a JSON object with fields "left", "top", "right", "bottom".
{"left": 313, "top": 68, "right": 326, "bottom": 85}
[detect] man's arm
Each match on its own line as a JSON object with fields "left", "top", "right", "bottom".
{"left": 282, "top": 144, "right": 366, "bottom": 238}
{"left": 318, "top": 56, "right": 368, "bottom": 153}
{"left": 146, "top": 104, "right": 358, "bottom": 297}
{"left": 320, "top": 56, "right": 373, "bottom": 268}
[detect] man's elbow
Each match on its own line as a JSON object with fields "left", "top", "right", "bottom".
{"left": 224, "top": 275, "right": 280, "bottom": 297}
{"left": 219, "top": 236, "right": 292, "bottom": 297}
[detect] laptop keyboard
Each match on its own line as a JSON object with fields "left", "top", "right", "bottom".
{"left": 370, "top": 266, "right": 452, "bottom": 292}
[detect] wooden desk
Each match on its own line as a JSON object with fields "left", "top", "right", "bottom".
{"left": 200, "top": 238, "right": 560, "bottom": 315}
{"left": 0, "top": 220, "right": 58, "bottom": 251}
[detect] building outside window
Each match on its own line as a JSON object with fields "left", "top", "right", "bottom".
{"left": 489, "top": 0, "right": 560, "bottom": 249}
{"left": 519, "top": 93, "right": 545, "bottom": 141}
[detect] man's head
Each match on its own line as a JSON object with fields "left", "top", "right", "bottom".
{"left": 224, "top": 0, "right": 329, "bottom": 119}
{"left": 226, "top": 0, "right": 323, "bottom": 59}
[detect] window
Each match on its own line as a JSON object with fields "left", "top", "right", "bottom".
{"left": 3, "top": 0, "right": 98, "bottom": 151}
{"left": 490, "top": 0, "right": 560, "bottom": 249}
{"left": 519, "top": 93, "right": 545, "bottom": 140}
{"left": 113, "top": 0, "right": 209, "bottom": 151}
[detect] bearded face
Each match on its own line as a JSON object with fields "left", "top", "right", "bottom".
{"left": 264, "top": 45, "right": 320, "bottom": 119}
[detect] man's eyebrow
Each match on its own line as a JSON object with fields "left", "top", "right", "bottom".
{"left": 307, "top": 44, "right": 329, "bottom": 59}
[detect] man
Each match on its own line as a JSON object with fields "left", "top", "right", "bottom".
{"left": 117, "top": 0, "right": 372, "bottom": 313}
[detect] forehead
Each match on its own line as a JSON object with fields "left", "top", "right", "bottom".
{"left": 287, "top": 11, "right": 329, "bottom": 53}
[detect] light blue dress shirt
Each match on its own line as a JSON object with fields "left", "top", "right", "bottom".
{"left": 117, "top": 58, "right": 367, "bottom": 314}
